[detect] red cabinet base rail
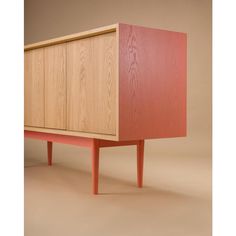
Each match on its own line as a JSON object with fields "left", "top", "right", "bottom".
{"left": 24, "top": 131, "right": 144, "bottom": 194}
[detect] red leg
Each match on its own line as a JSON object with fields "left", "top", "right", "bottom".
{"left": 47, "top": 141, "right": 53, "bottom": 166}
{"left": 91, "top": 140, "right": 99, "bottom": 194}
{"left": 137, "top": 140, "right": 144, "bottom": 187}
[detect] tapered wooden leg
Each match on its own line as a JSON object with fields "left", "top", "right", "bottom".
{"left": 47, "top": 141, "right": 53, "bottom": 166}
{"left": 91, "top": 140, "right": 99, "bottom": 194}
{"left": 137, "top": 140, "right": 144, "bottom": 187}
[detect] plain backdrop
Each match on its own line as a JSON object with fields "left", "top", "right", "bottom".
{"left": 24, "top": 0, "right": 211, "bottom": 199}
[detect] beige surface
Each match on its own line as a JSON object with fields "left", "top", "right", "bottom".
{"left": 45, "top": 44, "right": 66, "bottom": 129}
{"left": 24, "top": 48, "right": 44, "bottom": 127}
{"left": 67, "top": 32, "right": 117, "bottom": 135}
{"left": 25, "top": 150, "right": 211, "bottom": 236}
{"left": 24, "top": 0, "right": 211, "bottom": 235}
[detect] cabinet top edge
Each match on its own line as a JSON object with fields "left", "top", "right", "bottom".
{"left": 24, "top": 23, "right": 187, "bottom": 51}
{"left": 24, "top": 23, "right": 119, "bottom": 51}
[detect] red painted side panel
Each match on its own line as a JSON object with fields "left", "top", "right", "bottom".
{"left": 119, "top": 23, "right": 187, "bottom": 141}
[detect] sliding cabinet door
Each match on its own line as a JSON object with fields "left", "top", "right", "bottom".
{"left": 24, "top": 48, "right": 44, "bottom": 127}
{"left": 44, "top": 44, "right": 66, "bottom": 129}
{"left": 67, "top": 32, "right": 117, "bottom": 135}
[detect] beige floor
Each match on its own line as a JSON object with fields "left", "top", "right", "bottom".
{"left": 25, "top": 158, "right": 211, "bottom": 236}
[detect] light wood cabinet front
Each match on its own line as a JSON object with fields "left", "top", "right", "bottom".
{"left": 67, "top": 32, "right": 117, "bottom": 135}
{"left": 45, "top": 44, "right": 66, "bottom": 129}
{"left": 24, "top": 48, "right": 44, "bottom": 127}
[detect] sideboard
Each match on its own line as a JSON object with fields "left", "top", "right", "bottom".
{"left": 24, "top": 23, "right": 187, "bottom": 194}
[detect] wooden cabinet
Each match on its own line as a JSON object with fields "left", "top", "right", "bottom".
{"left": 44, "top": 44, "right": 66, "bottom": 130}
{"left": 24, "top": 23, "right": 187, "bottom": 141}
{"left": 24, "top": 23, "right": 187, "bottom": 194}
{"left": 67, "top": 32, "right": 116, "bottom": 135}
{"left": 24, "top": 48, "right": 44, "bottom": 127}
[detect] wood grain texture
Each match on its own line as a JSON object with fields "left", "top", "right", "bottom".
{"left": 67, "top": 32, "right": 117, "bottom": 135}
{"left": 119, "top": 23, "right": 187, "bottom": 140}
{"left": 24, "top": 48, "right": 45, "bottom": 127}
{"left": 44, "top": 44, "right": 66, "bottom": 129}
{"left": 24, "top": 24, "right": 187, "bottom": 142}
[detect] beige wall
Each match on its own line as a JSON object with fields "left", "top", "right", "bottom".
{"left": 24, "top": 0, "right": 211, "bottom": 199}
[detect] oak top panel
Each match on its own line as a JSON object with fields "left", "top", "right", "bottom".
{"left": 24, "top": 23, "right": 118, "bottom": 51}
